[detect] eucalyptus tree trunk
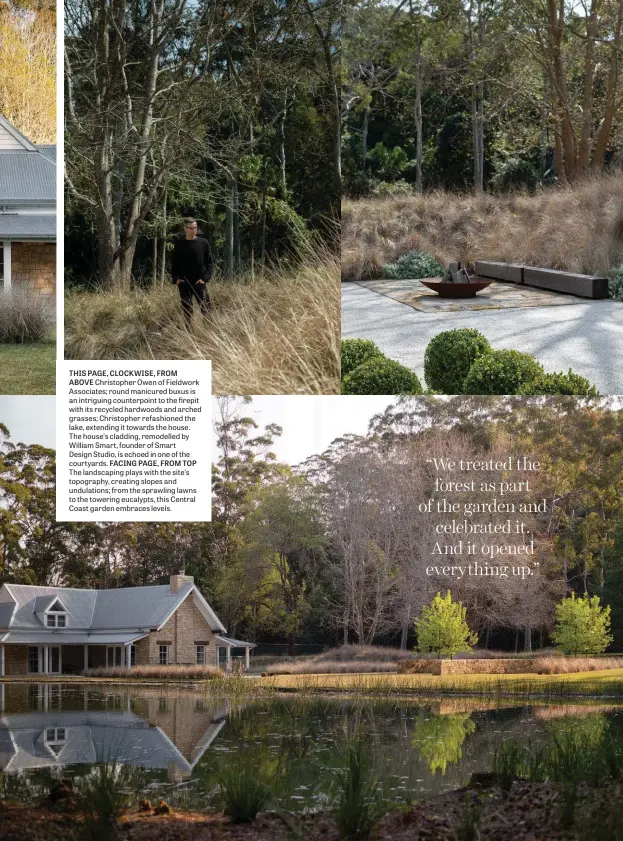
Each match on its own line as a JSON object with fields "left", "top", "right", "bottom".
{"left": 279, "top": 89, "right": 288, "bottom": 197}
{"left": 224, "top": 170, "right": 235, "bottom": 279}
{"left": 159, "top": 189, "right": 167, "bottom": 285}
{"left": 361, "top": 102, "right": 369, "bottom": 172}
{"left": 65, "top": 0, "right": 199, "bottom": 289}
{"left": 466, "top": 1, "right": 485, "bottom": 192}
{"left": 414, "top": 38, "right": 423, "bottom": 194}
{"left": 540, "top": 70, "right": 549, "bottom": 176}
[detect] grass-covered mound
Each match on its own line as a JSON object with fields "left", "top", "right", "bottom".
{"left": 342, "top": 173, "right": 623, "bottom": 283}
{"left": 265, "top": 644, "right": 416, "bottom": 675}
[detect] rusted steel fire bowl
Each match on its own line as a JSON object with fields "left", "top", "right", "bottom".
{"left": 420, "top": 278, "right": 494, "bottom": 297}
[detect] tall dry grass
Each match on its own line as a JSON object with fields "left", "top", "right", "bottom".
{"left": 266, "top": 644, "right": 416, "bottom": 675}
{"left": 84, "top": 664, "right": 222, "bottom": 679}
{"left": 0, "top": 288, "right": 54, "bottom": 343}
{"left": 265, "top": 645, "right": 623, "bottom": 676}
{"left": 64, "top": 250, "right": 340, "bottom": 395}
{"left": 342, "top": 174, "right": 623, "bottom": 281}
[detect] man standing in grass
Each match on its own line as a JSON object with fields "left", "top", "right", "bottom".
{"left": 171, "top": 217, "right": 213, "bottom": 326}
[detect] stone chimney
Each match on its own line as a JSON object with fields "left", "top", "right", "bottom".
{"left": 170, "top": 571, "right": 194, "bottom": 593}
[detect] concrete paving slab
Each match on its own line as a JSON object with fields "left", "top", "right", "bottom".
{"left": 342, "top": 282, "right": 623, "bottom": 394}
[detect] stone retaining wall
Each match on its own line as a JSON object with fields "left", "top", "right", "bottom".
{"left": 397, "top": 658, "right": 579, "bottom": 675}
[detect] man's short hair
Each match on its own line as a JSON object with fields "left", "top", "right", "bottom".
{"left": 183, "top": 217, "right": 197, "bottom": 226}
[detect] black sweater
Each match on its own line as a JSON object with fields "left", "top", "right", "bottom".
{"left": 171, "top": 236, "right": 213, "bottom": 283}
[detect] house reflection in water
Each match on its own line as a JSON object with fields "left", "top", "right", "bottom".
{"left": 0, "top": 683, "right": 229, "bottom": 782}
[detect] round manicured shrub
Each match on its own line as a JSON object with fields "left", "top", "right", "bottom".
{"left": 463, "top": 349, "right": 544, "bottom": 395}
{"left": 519, "top": 370, "right": 599, "bottom": 397}
{"left": 341, "top": 338, "right": 385, "bottom": 378}
{"left": 380, "top": 250, "right": 444, "bottom": 280}
{"left": 424, "top": 329, "right": 492, "bottom": 394}
{"left": 609, "top": 266, "right": 623, "bottom": 301}
{"left": 342, "top": 357, "right": 423, "bottom": 395}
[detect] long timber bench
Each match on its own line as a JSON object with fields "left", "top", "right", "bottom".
{"left": 474, "top": 260, "right": 609, "bottom": 299}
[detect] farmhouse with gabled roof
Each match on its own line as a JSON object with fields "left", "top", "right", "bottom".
{"left": 0, "top": 115, "right": 56, "bottom": 294}
{"left": 0, "top": 572, "right": 254, "bottom": 675}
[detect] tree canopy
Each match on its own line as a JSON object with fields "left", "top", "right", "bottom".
{"left": 64, "top": 0, "right": 340, "bottom": 288}
{"left": 3, "top": 397, "right": 623, "bottom": 653}
{"left": 343, "top": 0, "right": 623, "bottom": 196}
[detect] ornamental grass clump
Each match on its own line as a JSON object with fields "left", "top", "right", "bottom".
{"left": 331, "top": 738, "right": 388, "bottom": 839}
{"left": 81, "top": 763, "right": 140, "bottom": 841}
{"left": 0, "top": 288, "right": 54, "bottom": 343}
{"left": 423, "top": 328, "right": 492, "bottom": 393}
{"left": 219, "top": 759, "right": 272, "bottom": 823}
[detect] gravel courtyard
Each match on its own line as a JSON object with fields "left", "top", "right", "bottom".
{"left": 342, "top": 282, "right": 623, "bottom": 394}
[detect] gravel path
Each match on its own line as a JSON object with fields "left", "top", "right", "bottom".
{"left": 342, "top": 283, "right": 623, "bottom": 394}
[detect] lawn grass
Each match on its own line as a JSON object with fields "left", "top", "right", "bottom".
{"left": 260, "top": 668, "right": 623, "bottom": 698}
{"left": 0, "top": 339, "right": 55, "bottom": 394}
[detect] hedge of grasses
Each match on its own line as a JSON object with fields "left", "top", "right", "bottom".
{"left": 260, "top": 669, "right": 623, "bottom": 699}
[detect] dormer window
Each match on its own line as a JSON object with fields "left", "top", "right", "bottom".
{"left": 45, "top": 600, "right": 68, "bottom": 628}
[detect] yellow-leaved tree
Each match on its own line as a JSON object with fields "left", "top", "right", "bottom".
{"left": 0, "top": 3, "right": 55, "bottom": 143}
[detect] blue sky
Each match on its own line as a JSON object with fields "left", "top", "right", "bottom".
{"left": 0, "top": 395, "right": 394, "bottom": 463}
{"left": 0, "top": 396, "right": 56, "bottom": 448}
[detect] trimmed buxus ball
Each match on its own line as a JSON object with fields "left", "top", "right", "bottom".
{"left": 342, "top": 356, "right": 423, "bottom": 395}
{"left": 463, "top": 349, "right": 544, "bottom": 395}
{"left": 424, "top": 328, "right": 492, "bottom": 394}
{"left": 341, "top": 338, "right": 385, "bottom": 378}
{"left": 519, "top": 369, "right": 599, "bottom": 397}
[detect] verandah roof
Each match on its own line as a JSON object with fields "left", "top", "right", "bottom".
{"left": 0, "top": 214, "right": 56, "bottom": 240}
{"left": 215, "top": 635, "right": 256, "bottom": 649}
{"left": 0, "top": 631, "right": 148, "bottom": 646}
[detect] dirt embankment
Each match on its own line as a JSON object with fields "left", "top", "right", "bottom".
{"left": 2, "top": 779, "right": 622, "bottom": 841}
{"left": 342, "top": 174, "right": 623, "bottom": 282}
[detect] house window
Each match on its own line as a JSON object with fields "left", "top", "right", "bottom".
{"left": 46, "top": 613, "right": 67, "bottom": 628}
{"left": 159, "top": 645, "right": 169, "bottom": 665}
{"left": 0, "top": 244, "right": 3, "bottom": 286}
{"left": 196, "top": 645, "right": 205, "bottom": 665}
{"left": 46, "top": 601, "right": 68, "bottom": 628}
{"left": 44, "top": 727, "right": 67, "bottom": 756}
{"left": 27, "top": 647, "right": 39, "bottom": 673}
{"left": 130, "top": 645, "right": 136, "bottom": 666}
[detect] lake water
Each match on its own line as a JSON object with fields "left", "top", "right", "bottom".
{"left": 1, "top": 682, "right": 622, "bottom": 811}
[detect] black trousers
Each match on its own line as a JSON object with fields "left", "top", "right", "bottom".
{"left": 178, "top": 280, "right": 211, "bottom": 326}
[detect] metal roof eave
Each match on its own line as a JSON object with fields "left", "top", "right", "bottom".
{"left": 214, "top": 635, "right": 256, "bottom": 649}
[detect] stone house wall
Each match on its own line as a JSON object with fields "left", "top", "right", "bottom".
{"left": 4, "top": 644, "right": 27, "bottom": 675}
{"left": 11, "top": 242, "right": 55, "bottom": 294}
{"left": 134, "top": 596, "right": 219, "bottom": 666}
